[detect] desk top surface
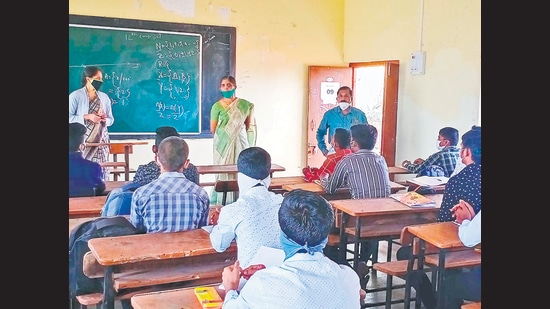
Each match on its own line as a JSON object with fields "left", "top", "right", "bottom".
{"left": 281, "top": 181, "right": 406, "bottom": 194}
{"left": 388, "top": 166, "right": 414, "bottom": 175}
{"left": 197, "top": 163, "right": 285, "bottom": 174}
{"left": 329, "top": 194, "right": 443, "bottom": 217}
{"left": 131, "top": 285, "right": 226, "bottom": 309}
{"left": 88, "top": 228, "right": 234, "bottom": 266}
{"left": 403, "top": 221, "right": 464, "bottom": 249}
{"left": 68, "top": 195, "right": 106, "bottom": 218}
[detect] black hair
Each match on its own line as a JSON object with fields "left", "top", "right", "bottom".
{"left": 278, "top": 189, "right": 334, "bottom": 246}
{"left": 219, "top": 75, "right": 237, "bottom": 88}
{"left": 69, "top": 122, "right": 86, "bottom": 152}
{"left": 461, "top": 125, "right": 481, "bottom": 164}
{"left": 237, "top": 146, "right": 271, "bottom": 179}
{"left": 439, "top": 127, "right": 459, "bottom": 146}
{"left": 157, "top": 136, "right": 189, "bottom": 172}
{"left": 337, "top": 86, "right": 353, "bottom": 98}
{"left": 155, "top": 126, "right": 180, "bottom": 146}
{"left": 333, "top": 128, "right": 351, "bottom": 149}
{"left": 80, "top": 66, "right": 102, "bottom": 87}
{"left": 350, "top": 124, "right": 377, "bottom": 150}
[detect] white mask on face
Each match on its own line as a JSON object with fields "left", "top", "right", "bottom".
{"left": 436, "top": 140, "right": 445, "bottom": 151}
{"left": 338, "top": 102, "right": 350, "bottom": 110}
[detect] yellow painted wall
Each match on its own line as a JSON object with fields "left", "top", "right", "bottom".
{"left": 345, "top": 0, "right": 481, "bottom": 171}
{"left": 69, "top": 0, "right": 480, "bottom": 180}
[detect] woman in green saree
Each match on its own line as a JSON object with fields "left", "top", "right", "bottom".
{"left": 210, "top": 75, "right": 257, "bottom": 204}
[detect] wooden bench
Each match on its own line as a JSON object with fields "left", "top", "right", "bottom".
{"left": 367, "top": 226, "right": 481, "bottom": 309}
{"left": 69, "top": 196, "right": 107, "bottom": 219}
{"left": 74, "top": 238, "right": 236, "bottom": 308}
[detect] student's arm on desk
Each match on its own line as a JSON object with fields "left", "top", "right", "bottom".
{"left": 209, "top": 209, "right": 236, "bottom": 253}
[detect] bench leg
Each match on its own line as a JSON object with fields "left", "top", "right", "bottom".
{"left": 385, "top": 275, "right": 393, "bottom": 309}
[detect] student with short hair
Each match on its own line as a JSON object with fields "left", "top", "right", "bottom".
{"left": 209, "top": 146, "right": 284, "bottom": 268}
{"left": 101, "top": 126, "right": 199, "bottom": 216}
{"left": 401, "top": 126, "right": 460, "bottom": 177}
{"left": 303, "top": 127, "right": 352, "bottom": 181}
{"left": 221, "top": 189, "right": 362, "bottom": 308}
{"left": 130, "top": 136, "right": 209, "bottom": 233}
{"left": 69, "top": 122, "right": 106, "bottom": 197}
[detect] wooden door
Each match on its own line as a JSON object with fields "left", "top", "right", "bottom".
{"left": 307, "top": 66, "right": 352, "bottom": 168}
{"left": 307, "top": 62, "right": 399, "bottom": 173}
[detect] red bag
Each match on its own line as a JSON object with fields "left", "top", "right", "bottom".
{"left": 302, "top": 166, "right": 320, "bottom": 182}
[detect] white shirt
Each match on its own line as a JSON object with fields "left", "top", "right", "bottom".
{"left": 209, "top": 186, "right": 284, "bottom": 267}
{"left": 458, "top": 210, "right": 481, "bottom": 247}
{"left": 223, "top": 252, "right": 361, "bottom": 309}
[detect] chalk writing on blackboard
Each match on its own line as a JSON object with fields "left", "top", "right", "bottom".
{"left": 69, "top": 24, "right": 202, "bottom": 134}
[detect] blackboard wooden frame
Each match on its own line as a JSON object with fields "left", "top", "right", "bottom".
{"left": 69, "top": 14, "right": 236, "bottom": 140}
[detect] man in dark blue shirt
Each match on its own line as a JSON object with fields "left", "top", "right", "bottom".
{"left": 69, "top": 122, "right": 106, "bottom": 197}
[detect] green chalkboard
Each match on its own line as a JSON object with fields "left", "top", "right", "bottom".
{"left": 69, "top": 15, "right": 236, "bottom": 139}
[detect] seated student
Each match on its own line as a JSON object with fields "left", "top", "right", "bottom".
{"left": 101, "top": 126, "right": 199, "bottom": 216}
{"left": 302, "top": 128, "right": 352, "bottom": 181}
{"left": 69, "top": 122, "right": 106, "bottom": 197}
{"left": 221, "top": 189, "right": 362, "bottom": 308}
{"left": 321, "top": 123, "right": 391, "bottom": 199}
{"left": 402, "top": 127, "right": 460, "bottom": 177}
{"left": 130, "top": 136, "right": 210, "bottom": 233}
{"left": 209, "top": 147, "right": 284, "bottom": 268}
{"left": 437, "top": 200, "right": 481, "bottom": 309}
{"left": 396, "top": 125, "right": 482, "bottom": 309}
{"left": 320, "top": 123, "right": 391, "bottom": 279}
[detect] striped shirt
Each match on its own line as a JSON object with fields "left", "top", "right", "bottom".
{"left": 321, "top": 149, "right": 391, "bottom": 199}
{"left": 130, "top": 171, "right": 210, "bottom": 233}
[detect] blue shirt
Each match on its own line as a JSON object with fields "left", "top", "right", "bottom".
{"left": 405, "top": 146, "right": 461, "bottom": 177}
{"left": 69, "top": 152, "right": 106, "bottom": 197}
{"left": 437, "top": 163, "right": 481, "bottom": 222}
{"left": 316, "top": 106, "right": 368, "bottom": 155}
{"left": 68, "top": 86, "right": 114, "bottom": 127}
{"left": 130, "top": 172, "right": 210, "bottom": 233}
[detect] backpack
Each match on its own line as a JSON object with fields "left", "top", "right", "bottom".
{"left": 68, "top": 216, "right": 142, "bottom": 298}
{"left": 101, "top": 182, "right": 141, "bottom": 216}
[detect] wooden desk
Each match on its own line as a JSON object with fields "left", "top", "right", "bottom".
{"left": 330, "top": 194, "right": 443, "bottom": 269}
{"left": 132, "top": 285, "right": 226, "bottom": 309}
{"left": 196, "top": 163, "right": 285, "bottom": 185}
{"left": 88, "top": 229, "right": 235, "bottom": 309}
{"left": 69, "top": 195, "right": 106, "bottom": 219}
{"left": 281, "top": 181, "right": 406, "bottom": 200}
{"left": 402, "top": 222, "right": 481, "bottom": 309}
{"left": 388, "top": 166, "right": 414, "bottom": 175}
{"left": 104, "top": 181, "right": 131, "bottom": 195}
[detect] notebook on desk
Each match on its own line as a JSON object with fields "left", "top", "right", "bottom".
{"left": 390, "top": 191, "right": 436, "bottom": 208}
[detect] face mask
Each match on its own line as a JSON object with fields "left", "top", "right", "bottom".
{"left": 436, "top": 140, "right": 445, "bottom": 151}
{"left": 91, "top": 79, "right": 103, "bottom": 91}
{"left": 221, "top": 89, "right": 235, "bottom": 99}
{"left": 338, "top": 102, "right": 350, "bottom": 110}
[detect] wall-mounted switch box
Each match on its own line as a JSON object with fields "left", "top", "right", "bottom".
{"left": 410, "top": 51, "right": 426, "bottom": 75}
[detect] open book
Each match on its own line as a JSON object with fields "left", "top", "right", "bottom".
{"left": 390, "top": 191, "right": 436, "bottom": 207}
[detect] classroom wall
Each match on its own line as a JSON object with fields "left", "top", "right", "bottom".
{"left": 69, "top": 0, "right": 480, "bottom": 182}
{"left": 344, "top": 0, "right": 481, "bottom": 180}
